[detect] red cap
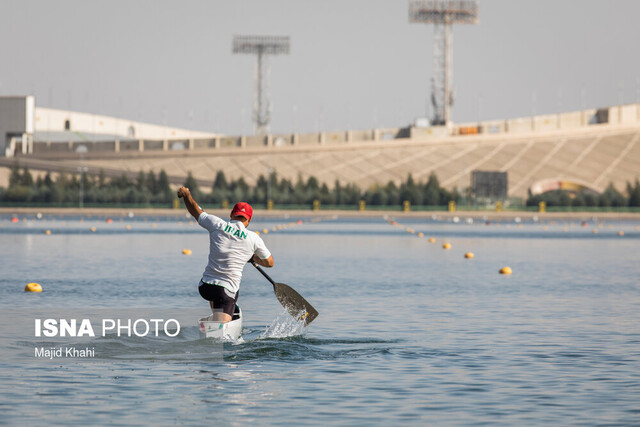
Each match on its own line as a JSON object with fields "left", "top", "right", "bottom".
{"left": 231, "top": 202, "right": 253, "bottom": 221}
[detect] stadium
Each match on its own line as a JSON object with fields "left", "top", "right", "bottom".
{"left": 1, "top": 95, "right": 639, "bottom": 206}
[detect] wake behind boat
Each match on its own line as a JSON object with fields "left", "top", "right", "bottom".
{"left": 198, "top": 305, "right": 243, "bottom": 340}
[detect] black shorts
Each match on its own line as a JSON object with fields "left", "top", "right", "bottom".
{"left": 198, "top": 282, "right": 239, "bottom": 316}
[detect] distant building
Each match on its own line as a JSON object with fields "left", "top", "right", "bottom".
{"left": 0, "top": 95, "right": 218, "bottom": 157}
{"left": 0, "top": 96, "right": 35, "bottom": 156}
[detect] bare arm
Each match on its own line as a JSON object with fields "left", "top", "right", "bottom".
{"left": 177, "top": 186, "right": 203, "bottom": 220}
{"left": 252, "top": 254, "right": 274, "bottom": 268}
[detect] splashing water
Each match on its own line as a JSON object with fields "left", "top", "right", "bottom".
{"left": 260, "top": 308, "right": 307, "bottom": 339}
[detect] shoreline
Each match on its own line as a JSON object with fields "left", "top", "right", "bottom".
{"left": 2, "top": 207, "right": 640, "bottom": 221}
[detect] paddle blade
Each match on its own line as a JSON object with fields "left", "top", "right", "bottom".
{"left": 273, "top": 282, "right": 319, "bottom": 325}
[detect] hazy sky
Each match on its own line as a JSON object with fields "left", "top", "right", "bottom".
{"left": 2, "top": 0, "right": 639, "bottom": 135}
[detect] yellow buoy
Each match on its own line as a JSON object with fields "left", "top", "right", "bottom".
{"left": 592, "top": 229, "right": 598, "bottom": 234}
{"left": 417, "top": 232, "right": 424, "bottom": 237}
{"left": 255, "top": 230, "right": 261, "bottom": 235}
{"left": 428, "top": 237, "right": 436, "bottom": 243}
{"left": 464, "top": 252, "right": 474, "bottom": 259}
{"left": 262, "top": 229, "right": 269, "bottom": 234}
{"left": 125, "top": 225, "right": 132, "bottom": 230}
{"left": 182, "top": 249, "right": 192, "bottom": 255}
{"left": 90, "top": 227, "right": 97, "bottom": 232}
{"left": 499, "top": 267, "right": 512, "bottom": 275}
{"left": 618, "top": 231, "right": 624, "bottom": 236}
{"left": 25, "top": 282, "right": 42, "bottom": 292}
{"left": 443, "top": 243, "right": 451, "bottom": 250}
{"left": 45, "top": 230, "right": 51, "bottom": 235}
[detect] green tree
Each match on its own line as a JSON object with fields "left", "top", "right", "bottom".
{"left": 320, "top": 183, "right": 333, "bottom": 205}
{"left": 136, "top": 170, "right": 146, "bottom": 189}
{"left": 210, "top": 171, "right": 229, "bottom": 204}
{"left": 333, "top": 180, "right": 343, "bottom": 205}
{"left": 21, "top": 167, "right": 34, "bottom": 187}
{"left": 146, "top": 170, "right": 157, "bottom": 194}
{"left": 385, "top": 181, "right": 400, "bottom": 206}
{"left": 628, "top": 179, "right": 640, "bottom": 207}
{"left": 212, "top": 170, "right": 228, "bottom": 192}
{"left": 293, "top": 175, "right": 306, "bottom": 204}
{"left": 600, "top": 183, "right": 625, "bottom": 207}
{"left": 183, "top": 172, "right": 201, "bottom": 199}
{"left": 8, "top": 162, "right": 22, "bottom": 188}
{"left": 97, "top": 169, "right": 107, "bottom": 189}
{"left": 157, "top": 170, "right": 172, "bottom": 202}
{"left": 423, "top": 172, "right": 441, "bottom": 205}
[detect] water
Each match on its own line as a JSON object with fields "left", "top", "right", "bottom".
{"left": 1, "top": 214, "right": 639, "bottom": 425}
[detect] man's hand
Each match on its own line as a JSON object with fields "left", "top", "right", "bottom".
{"left": 177, "top": 187, "right": 190, "bottom": 199}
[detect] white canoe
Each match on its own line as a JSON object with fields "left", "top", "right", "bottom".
{"left": 198, "top": 305, "right": 243, "bottom": 340}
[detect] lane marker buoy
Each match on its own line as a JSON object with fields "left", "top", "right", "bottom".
{"left": 25, "top": 282, "right": 42, "bottom": 292}
{"left": 499, "top": 267, "right": 512, "bottom": 275}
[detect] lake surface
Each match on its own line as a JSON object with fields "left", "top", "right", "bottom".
{"left": 1, "top": 213, "right": 639, "bottom": 425}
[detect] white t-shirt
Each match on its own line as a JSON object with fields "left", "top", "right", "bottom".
{"left": 197, "top": 212, "right": 271, "bottom": 293}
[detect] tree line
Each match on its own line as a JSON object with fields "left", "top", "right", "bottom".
{"left": 185, "top": 170, "right": 460, "bottom": 207}
{"left": 1, "top": 162, "right": 639, "bottom": 208}
{"left": 526, "top": 182, "right": 640, "bottom": 208}
{"left": 1, "top": 163, "right": 459, "bottom": 207}
{"left": 1, "top": 164, "right": 173, "bottom": 204}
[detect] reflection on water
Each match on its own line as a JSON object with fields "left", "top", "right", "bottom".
{"left": 0, "top": 215, "right": 639, "bottom": 424}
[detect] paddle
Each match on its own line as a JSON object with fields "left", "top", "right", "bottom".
{"left": 251, "top": 262, "right": 319, "bottom": 325}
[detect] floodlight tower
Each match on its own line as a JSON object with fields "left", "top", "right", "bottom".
{"left": 233, "top": 35, "right": 290, "bottom": 135}
{"left": 409, "top": 1, "right": 478, "bottom": 126}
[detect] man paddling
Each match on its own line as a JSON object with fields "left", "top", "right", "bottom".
{"left": 177, "top": 186, "right": 274, "bottom": 322}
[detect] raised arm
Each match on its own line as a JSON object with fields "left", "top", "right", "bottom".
{"left": 177, "top": 186, "right": 203, "bottom": 220}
